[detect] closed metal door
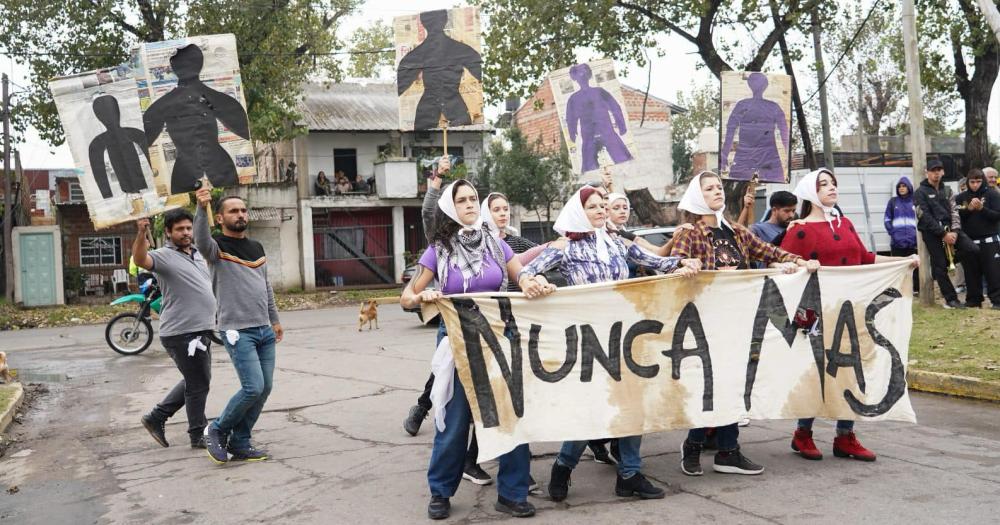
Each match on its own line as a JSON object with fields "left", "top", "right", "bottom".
{"left": 19, "top": 232, "right": 57, "bottom": 306}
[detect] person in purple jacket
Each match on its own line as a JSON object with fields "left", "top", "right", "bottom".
{"left": 401, "top": 178, "right": 554, "bottom": 520}
{"left": 884, "top": 176, "right": 919, "bottom": 292}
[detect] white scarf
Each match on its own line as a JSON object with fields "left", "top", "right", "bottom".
{"left": 606, "top": 192, "right": 630, "bottom": 230}
{"left": 438, "top": 181, "right": 483, "bottom": 233}
{"left": 794, "top": 168, "right": 842, "bottom": 232}
{"left": 435, "top": 181, "right": 507, "bottom": 292}
{"left": 481, "top": 192, "right": 519, "bottom": 238}
{"left": 554, "top": 187, "right": 614, "bottom": 263}
{"left": 678, "top": 171, "right": 732, "bottom": 231}
{"left": 430, "top": 336, "right": 455, "bottom": 432}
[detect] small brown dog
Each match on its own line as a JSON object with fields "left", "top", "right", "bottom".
{"left": 0, "top": 351, "right": 12, "bottom": 383}
{"left": 358, "top": 299, "right": 379, "bottom": 331}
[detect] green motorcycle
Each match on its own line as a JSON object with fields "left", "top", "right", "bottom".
{"left": 105, "top": 276, "right": 161, "bottom": 355}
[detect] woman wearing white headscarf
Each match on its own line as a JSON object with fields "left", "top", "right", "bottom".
{"left": 669, "top": 171, "right": 817, "bottom": 478}
{"left": 517, "top": 185, "right": 699, "bottom": 504}
{"left": 482, "top": 192, "right": 537, "bottom": 253}
{"left": 401, "top": 178, "right": 555, "bottom": 520}
{"left": 781, "top": 168, "right": 918, "bottom": 463}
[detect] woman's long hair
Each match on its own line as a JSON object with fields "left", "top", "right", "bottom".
{"left": 430, "top": 180, "right": 476, "bottom": 253}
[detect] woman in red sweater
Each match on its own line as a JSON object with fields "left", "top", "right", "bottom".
{"left": 780, "top": 168, "right": 919, "bottom": 462}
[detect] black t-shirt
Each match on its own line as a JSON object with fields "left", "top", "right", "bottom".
{"left": 711, "top": 226, "right": 747, "bottom": 270}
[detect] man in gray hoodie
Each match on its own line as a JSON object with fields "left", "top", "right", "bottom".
{"left": 195, "top": 188, "right": 283, "bottom": 464}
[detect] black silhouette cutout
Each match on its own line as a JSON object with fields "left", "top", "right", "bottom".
{"left": 397, "top": 9, "right": 482, "bottom": 130}
{"left": 88, "top": 95, "right": 151, "bottom": 199}
{"left": 143, "top": 44, "right": 251, "bottom": 192}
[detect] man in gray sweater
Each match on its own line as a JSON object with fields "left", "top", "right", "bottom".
{"left": 195, "top": 188, "right": 283, "bottom": 464}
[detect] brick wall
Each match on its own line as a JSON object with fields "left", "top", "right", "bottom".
{"left": 58, "top": 204, "right": 138, "bottom": 269}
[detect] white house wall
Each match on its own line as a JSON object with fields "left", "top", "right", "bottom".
{"left": 236, "top": 185, "right": 302, "bottom": 291}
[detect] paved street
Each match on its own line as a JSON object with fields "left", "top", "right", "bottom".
{"left": 0, "top": 305, "right": 998, "bottom": 524}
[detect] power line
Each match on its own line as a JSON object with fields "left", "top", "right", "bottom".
{"left": 802, "top": 0, "right": 883, "bottom": 106}
{"left": 0, "top": 48, "right": 393, "bottom": 59}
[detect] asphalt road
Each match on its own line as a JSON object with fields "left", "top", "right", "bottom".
{"left": 0, "top": 306, "right": 998, "bottom": 524}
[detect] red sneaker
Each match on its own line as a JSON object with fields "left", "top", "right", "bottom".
{"left": 832, "top": 432, "right": 876, "bottom": 462}
{"left": 791, "top": 428, "right": 823, "bottom": 460}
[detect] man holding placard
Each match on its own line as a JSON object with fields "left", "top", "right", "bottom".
{"left": 133, "top": 209, "right": 217, "bottom": 450}
{"left": 195, "top": 188, "right": 283, "bottom": 464}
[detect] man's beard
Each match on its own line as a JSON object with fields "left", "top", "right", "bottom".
{"left": 228, "top": 220, "right": 248, "bottom": 233}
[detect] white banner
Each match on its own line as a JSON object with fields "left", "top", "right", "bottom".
{"left": 435, "top": 262, "right": 916, "bottom": 462}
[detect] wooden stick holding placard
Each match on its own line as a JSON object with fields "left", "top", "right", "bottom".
{"left": 442, "top": 119, "right": 449, "bottom": 161}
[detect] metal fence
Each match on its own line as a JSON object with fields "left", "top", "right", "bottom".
{"left": 313, "top": 223, "right": 396, "bottom": 287}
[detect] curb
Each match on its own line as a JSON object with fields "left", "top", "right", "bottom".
{"left": 908, "top": 369, "right": 1000, "bottom": 403}
{"left": 0, "top": 383, "right": 25, "bottom": 434}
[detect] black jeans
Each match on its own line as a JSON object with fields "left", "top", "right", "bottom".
{"left": 963, "top": 237, "right": 1000, "bottom": 306}
{"left": 891, "top": 246, "right": 919, "bottom": 293}
{"left": 151, "top": 333, "right": 212, "bottom": 442}
{"left": 416, "top": 372, "right": 479, "bottom": 466}
{"left": 920, "top": 231, "right": 958, "bottom": 302}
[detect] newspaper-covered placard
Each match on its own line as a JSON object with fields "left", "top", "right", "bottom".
{"left": 549, "top": 59, "right": 636, "bottom": 175}
{"left": 131, "top": 33, "right": 256, "bottom": 194}
{"left": 49, "top": 66, "right": 177, "bottom": 229}
{"left": 394, "top": 7, "right": 484, "bottom": 131}
{"left": 720, "top": 71, "right": 792, "bottom": 183}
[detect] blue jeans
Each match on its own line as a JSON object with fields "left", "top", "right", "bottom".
{"left": 212, "top": 326, "right": 276, "bottom": 450}
{"left": 557, "top": 436, "right": 642, "bottom": 477}
{"left": 688, "top": 423, "right": 739, "bottom": 451}
{"left": 427, "top": 324, "right": 531, "bottom": 502}
{"left": 798, "top": 418, "right": 854, "bottom": 432}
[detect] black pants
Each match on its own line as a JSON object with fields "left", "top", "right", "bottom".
{"left": 151, "top": 333, "right": 212, "bottom": 442}
{"left": 891, "top": 246, "right": 919, "bottom": 293}
{"left": 416, "top": 372, "right": 478, "bottom": 466}
{"left": 962, "top": 238, "right": 1000, "bottom": 306}
{"left": 921, "top": 231, "right": 958, "bottom": 302}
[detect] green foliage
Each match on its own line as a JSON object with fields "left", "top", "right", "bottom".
{"left": 0, "top": 0, "right": 360, "bottom": 145}
{"left": 63, "top": 266, "right": 86, "bottom": 298}
{"left": 347, "top": 20, "right": 393, "bottom": 78}
{"left": 671, "top": 83, "right": 720, "bottom": 183}
{"left": 480, "top": 128, "right": 575, "bottom": 238}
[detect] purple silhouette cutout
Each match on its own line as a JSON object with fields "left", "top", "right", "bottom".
{"left": 720, "top": 72, "right": 790, "bottom": 183}
{"left": 564, "top": 63, "right": 632, "bottom": 173}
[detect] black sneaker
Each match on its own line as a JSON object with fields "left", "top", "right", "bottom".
{"left": 548, "top": 462, "right": 572, "bottom": 502}
{"left": 428, "top": 496, "right": 450, "bottom": 520}
{"left": 944, "top": 300, "right": 967, "bottom": 309}
{"left": 190, "top": 436, "right": 207, "bottom": 449}
{"left": 404, "top": 405, "right": 428, "bottom": 436}
{"left": 228, "top": 445, "right": 269, "bottom": 462}
{"left": 681, "top": 439, "right": 703, "bottom": 476}
{"left": 528, "top": 474, "right": 540, "bottom": 495}
{"left": 204, "top": 425, "right": 229, "bottom": 464}
{"left": 590, "top": 441, "right": 615, "bottom": 465}
{"left": 713, "top": 447, "right": 764, "bottom": 475}
{"left": 615, "top": 472, "right": 666, "bottom": 499}
{"left": 141, "top": 414, "right": 168, "bottom": 448}
{"left": 462, "top": 463, "right": 493, "bottom": 485}
{"left": 495, "top": 496, "right": 535, "bottom": 518}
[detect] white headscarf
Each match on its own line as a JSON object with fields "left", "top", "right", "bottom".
{"left": 554, "top": 186, "right": 614, "bottom": 264}
{"left": 794, "top": 168, "right": 841, "bottom": 231}
{"left": 678, "top": 171, "right": 732, "bottom": 230}
{"left": 434, "top": 181, "right": 506, "bottom": 292}
{"left": 481, "top": 192, "right": 519, "bottom": 238}
{"left": 438, "top": 181, "right": 483, "bottom": 232}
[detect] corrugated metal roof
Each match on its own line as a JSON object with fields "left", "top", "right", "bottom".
{"left": 298, "top": 81, "right": 492, "bottom": 132}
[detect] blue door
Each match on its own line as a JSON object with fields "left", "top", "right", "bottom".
{"left": 19, "top": 232, "right": 57, "bottom": 306}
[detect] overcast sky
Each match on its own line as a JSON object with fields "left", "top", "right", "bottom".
{"left": 4, "top": 0, "right": 999, "bottom": 169}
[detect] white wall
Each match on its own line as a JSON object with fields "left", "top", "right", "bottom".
{"left": 236, "top": 185, "right": 302, "bottom": 291}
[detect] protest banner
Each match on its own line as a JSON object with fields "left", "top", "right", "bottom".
{"left": 49, "top": 66, "right": 176, "bottom": 228}
{"left": 433, "top": 261, "right": 916, "bottom": 462}
{"left": 131, "top": 33, "right": 257, "bottom": 194}
{"left": 394, "top": 7, "right": 484, "bottom": 131}
{"left": 549, "top": 58, "right": 636, "bottom": 176}
{"left": 720, "top": 71, "right": 793, "bottom": 183}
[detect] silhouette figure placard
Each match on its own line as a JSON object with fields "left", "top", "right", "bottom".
{"left": 394, "top": 7, "right": 484, "bottom": 130}
{"left": 549, "top": 59, "right": 636, "bottom": 175}
{"left": 131, "top": 34, "right": 257, "bottom": 194}
{"left": 49, "top": 66, "right": 175, "bottom": 229}
{"left": 719, "top": 71, "right": 792, "bottom": 183}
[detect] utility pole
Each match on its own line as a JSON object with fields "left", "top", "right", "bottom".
{"left": 812, "top": 10, "right": 835, "bottom": 170}
{"left": 857, "top": 63, "right": 865, "bottom": 151}
{"left": 901, "top": 0, "right": 933, "bottom": 306}
{"left": 2, "top": 73, "right": 12, "bottom": 303}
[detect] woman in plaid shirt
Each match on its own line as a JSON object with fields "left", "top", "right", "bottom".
{"left": 671, "top": 171, "right": 818, "bottom": 478}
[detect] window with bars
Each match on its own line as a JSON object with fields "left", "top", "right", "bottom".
{"left": 80, "top": 237, "right": 123, "bottom": 266}
{"left": 68, "top": 182, "right": 85, "bottom": 203}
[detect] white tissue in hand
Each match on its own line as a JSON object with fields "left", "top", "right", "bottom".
{"left": 225, "top": 330, "right": 240, "bottom": 345}
{"left": 187, "top": 337, "right": 208, "bottom": 357}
